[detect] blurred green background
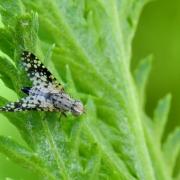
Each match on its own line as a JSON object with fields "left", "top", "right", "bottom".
{"left": 132, "top": 0, "right": 180, "bottom": 137}
{"left": 0, "top": 0, "right": 179, "bottom": 179}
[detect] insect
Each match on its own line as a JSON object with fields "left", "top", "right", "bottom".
{"left": 0, "top": 51, "right": 84, "bottom": 116}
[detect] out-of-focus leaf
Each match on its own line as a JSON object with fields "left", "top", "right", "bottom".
{"left": 162, "top": 128, "right": 180, "bottom": 175}
{"left": 153, "top": 94, "right": 171, "bottom": 142}
{"left": 134, "top": 55, "right": 153, "bottom": 106}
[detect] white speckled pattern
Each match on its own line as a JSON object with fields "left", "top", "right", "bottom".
{"left": 0, "top": 51, "right": 84, "bottom": 116}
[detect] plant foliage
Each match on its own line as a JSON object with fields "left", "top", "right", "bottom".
{"left": 0, "top": 0, "right": 179, "bottom": 180}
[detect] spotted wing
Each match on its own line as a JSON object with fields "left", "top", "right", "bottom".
{"left": 21, "top": 51, "right": 63, "bottom": 90}
{"left": 0, "top": 96, "right": 55, "bottom": 112}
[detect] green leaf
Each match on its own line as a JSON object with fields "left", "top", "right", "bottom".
{"left": 134, "top": 55, "right": 153, "bottom": 106}
{"left": 0, "top": 0, "right": 179, "bottom": 180}
{"left": 0, "top": 51, "right": 18, "bottom": 90}
{"left": 153, "top": 94, "right": 172, "bottom": 142}
{"left": 0, "top": 136, "right": 55, "bottom": 180}
{"left": 162, "top": 128, "right": 180, "bottom": 175}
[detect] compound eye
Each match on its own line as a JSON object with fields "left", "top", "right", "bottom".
{"left": 71, "top": 101, "right": 84, "bottom": 116}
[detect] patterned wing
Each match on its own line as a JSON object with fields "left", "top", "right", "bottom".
{"left": 0, "top": 97, "right": 39, "bottom": 112}
{"left": 0, "top": 96, "right": 55, "bottom": 112}
{"left": 21, "top": 51, "right": 63, "bottom": 90}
